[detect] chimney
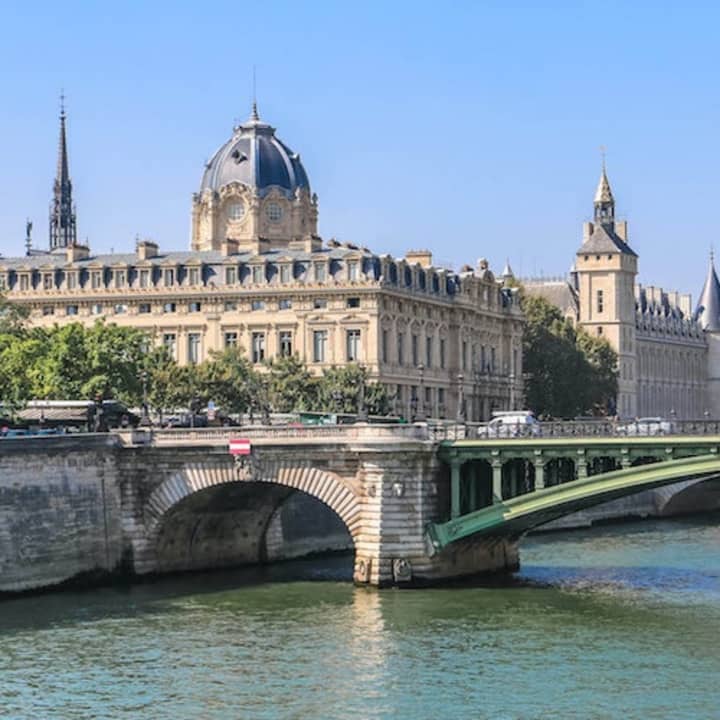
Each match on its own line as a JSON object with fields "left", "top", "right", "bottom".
{"left": 582, "top": 221, "right": 594, "bottom": 244}
{"left": 137, "top": 240, "right": 159, "bottom": 260}
{"left": 406, "top": 249, "right": 433, "bottom": 268}
{"left": 679, "top": 293, "right": 692, "bottom": 316}
{"left": 66, "top": 243, "right": 90, "bottom": 262}
{"left": 615, "top": 220, "right": 628, "bottom": 242}
{"left": 221, "top": 238, "right": 239, "bottom": 256}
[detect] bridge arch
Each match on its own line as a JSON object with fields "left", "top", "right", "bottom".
{"left": 140, "top": 457, "right": 362, "bottom": 574}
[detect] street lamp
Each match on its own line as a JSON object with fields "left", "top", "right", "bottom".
{"left": 140, "top": 370, "right": 151, "bottom": 427}
{"left": 357, "top": 380, "right": 369, "bottom": 422}
{"left": 416, "top": 363, "right": 426, "bottom": 421}
{"left": 332, "top": 390, "right": 343, "bottom": 416}
{"left": 509, "top": 371, "right": 516, "bottom": 411}
{"left": 456, "top": 373, "right": 466, "bottom": 424}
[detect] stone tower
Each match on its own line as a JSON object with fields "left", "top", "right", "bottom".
{"left": 575, "top": 165, "right": 638, "bottom": 417}
{"left": 49, "top": 97, "right": 77, "bottom": 251}
{"left": 694, "top": 253, "right": 720, "bottom": 417}
{"left": 191, "top": 104, "right": 318, "bottom": 253}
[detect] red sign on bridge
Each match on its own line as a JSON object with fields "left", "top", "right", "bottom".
{"left": 228, "top": 438, "right": 252, "bottom": 456}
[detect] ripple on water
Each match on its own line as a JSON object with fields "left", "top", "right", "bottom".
{"left": 1, "top": 517, "right": 719, "bottom": 719}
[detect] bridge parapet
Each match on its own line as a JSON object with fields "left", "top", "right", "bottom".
{"left": 119, "top": 423, "right": 432, "bottom": 447}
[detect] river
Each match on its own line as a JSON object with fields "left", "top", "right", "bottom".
{"left": 1, "top": 514, "right": 719, "bottom": 719}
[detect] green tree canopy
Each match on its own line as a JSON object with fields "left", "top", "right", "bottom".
{"left": 266, "top": 355, "right": 317, "bottom": 412}
{"left": 315, "top": 364, "right": 391, "bottom": 416}
{"left": 522, "top": 294, "right": 617, "bottom": 418}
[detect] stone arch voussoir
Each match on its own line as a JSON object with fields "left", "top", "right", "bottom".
{"left": 145, "top": 458, "right": 362, "bottom": 540}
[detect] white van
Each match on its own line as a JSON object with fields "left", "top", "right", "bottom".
{"left": 478, "top": 412, "right": 541, "bottom": 438}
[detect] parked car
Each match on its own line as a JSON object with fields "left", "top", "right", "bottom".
{"left": 164, "top": 413, "right": 209, "bottom": 429}
{"left": 616, "top": 417, "right": 675, "bottom": 436}
{"left": 477, "top": 412, "right": 541, "bottom": 438}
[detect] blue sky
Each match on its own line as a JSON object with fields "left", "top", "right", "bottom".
{"left": 1, "top": 1, "right": 719, "bottom": 297}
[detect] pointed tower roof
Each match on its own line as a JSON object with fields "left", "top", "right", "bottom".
{"left": 594, "top": 166, "right": 614, "bottom": 204}
{"left": 502, "top": 258, "right": 514, "bottom": 279}
{"left": 695, "top": 252, "right": 720, "bottom": 331}
{"left": 56, "top": 98, "right": 70, "bottom": 188}
{"left": 49, "top": 93, "right": 78, "bottom": 251}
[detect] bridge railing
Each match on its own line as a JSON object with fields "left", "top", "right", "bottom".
{"left": 428, "top": 419, "right": 720, "bottom": 441}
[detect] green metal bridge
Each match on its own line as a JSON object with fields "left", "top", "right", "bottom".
{"left": 427, "top": 436, "right": 720, "bottom": 551}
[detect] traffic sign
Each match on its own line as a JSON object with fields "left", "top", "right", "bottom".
{"left": 229, "top": 438, "right": 251, "bottom": 456}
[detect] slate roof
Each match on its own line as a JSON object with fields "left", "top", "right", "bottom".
{"left": 694, "top": 256, "right": 720, "bottom": 331}
{"left": 0, "top": 245, "right": 377, "bottom": 270}
{"left": 199, "top": 106, "right": 310, "bottom": 198}
{"left": 578, "top": 223, "right": 637, "bottom": 257}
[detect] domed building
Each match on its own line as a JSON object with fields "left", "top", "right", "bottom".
{"left": 191, "top": 104, "right": 318, "bottom": 253}
{"left": 0, "top": 103, "right": 525, "bottom": 422}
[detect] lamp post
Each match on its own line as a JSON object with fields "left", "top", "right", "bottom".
{"left": 357, "top": 380, "right": 368, "bottom": 422}
{"left": 332, "top": 390, "right": 343, "bottom": 416}
{"left": 456, "top": 373, "right": 466, "bottom": 424}
{"left": 416, "top": 363, "right": 425, "bottom": 421}
{"left": 140, "top": 370, "right": 151, "bottom": 426}
{"left": 509, "top": 371, "right": 516, "bottom": 411}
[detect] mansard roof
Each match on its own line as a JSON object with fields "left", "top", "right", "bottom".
{"left": 0, "top": 245, "right": 377, "bottom": 270}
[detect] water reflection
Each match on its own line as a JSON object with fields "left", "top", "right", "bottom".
{"left": 1, "top": 517, "right": 719, "bottom": 719}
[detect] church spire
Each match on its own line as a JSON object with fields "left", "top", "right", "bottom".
{"left": 695, "top": 251, "right": 720, "bottom": 331}
{"left": 593, "top": 154, "right": 615, "bottom": 228}
{"left": 49, "top": 93, "right": 77, "bottom": 251}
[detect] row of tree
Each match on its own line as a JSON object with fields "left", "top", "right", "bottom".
{"left": 0, "top": 303, "right": 391, "bottom": 418}
{"left": 0, "top": 290, "right": 618, "bottom": 420}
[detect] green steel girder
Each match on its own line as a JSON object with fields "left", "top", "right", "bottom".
{"left": 427, "top": 453, "right": 720, "bottom": 551}
{"left": 439, "top": 437, "right": 720, "bottom": 472}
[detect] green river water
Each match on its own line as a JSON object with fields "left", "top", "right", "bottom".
{"left": 1, "top": 515, "right": 719, "bottom": 719}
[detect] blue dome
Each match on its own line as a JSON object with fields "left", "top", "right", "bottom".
{"left": 200, "top": 106, "right": 310, "bottom": 198}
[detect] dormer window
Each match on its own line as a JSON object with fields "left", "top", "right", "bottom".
{"left": 43, "top": 273, "right": 54, "bottom": 290}
{"left": 66, "top": 272, "right": 77, "bottom": 290}
{"left": 252, "top": 265, "right": 264, "bottom": 284}
{"left": 163, "top": 268, "right": 175, "bottom": 286}
{"left": 114, "top": 270, "right": 126, "bottom": 288}
{"left": 139, "top": 269, "right": 151, "bottom": 288}
{"left": 280, "top": 264, "right": 291, "bottom": 283}
{"left": 188, "top": 267, "right": 200, "bottom": 286}
{"left": 225, "top": 266, "right": 237, "bottom": 285}
{"left": 347, "top": 261, "right": 359, "bottom": 281}
{"left": 91, "top": 271, "right": 103, "bottom": 289}
{"left": 314, "top": 262, "right": 326, "bottom": 282}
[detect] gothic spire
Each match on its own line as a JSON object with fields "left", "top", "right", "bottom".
{"left": 593, "top": 158, "right": 615, "bottom": 227}
{"left": 49, "top": 94, "right": 77, "bottom": 251}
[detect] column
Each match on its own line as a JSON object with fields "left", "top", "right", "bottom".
{"left": 492, "top": 459, "right": 503, "bottom": 504}
{"left": 534, "top": 451, "right": 545, "bottom": 490}
{"left": 577, "top": 450, "right": 588, "bottom": 479}
{"left": 468, "top": 462, "right": 478, "bottom": 512}
{"left": 450, "top": 458, "right": 461, "bottom": 518}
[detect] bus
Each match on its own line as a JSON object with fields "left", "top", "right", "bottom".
{"left": 296, "top": 411, "right": 407, "bottom": 426}
{"left": 10, "top": 400, "right": 140, "bottom": 432}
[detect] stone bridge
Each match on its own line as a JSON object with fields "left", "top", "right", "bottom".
{"left": 1, "top": 424, "right": 719, "bottom": 594}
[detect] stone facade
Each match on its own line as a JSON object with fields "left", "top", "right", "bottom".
{"left": 0, "top": 106, "right": 523, "bottom": 421}
{"left": 524, "top": 167, "right": 710, "bottom": 419}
